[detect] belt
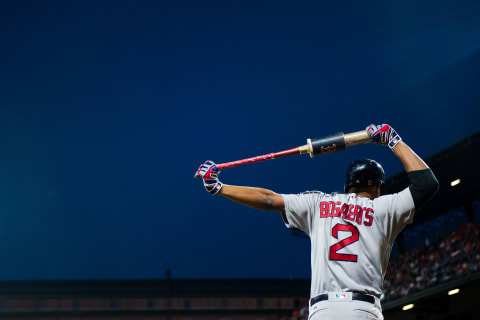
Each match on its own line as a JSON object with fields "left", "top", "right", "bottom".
{"left": 310, "top": 292, "right": 375, "bottom": 306}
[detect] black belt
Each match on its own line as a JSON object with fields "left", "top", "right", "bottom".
{"left": 310, "top": 292, "right": 375, "bottom": 306}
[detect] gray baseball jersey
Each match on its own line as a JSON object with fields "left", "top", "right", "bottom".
{"left": 281, "top": 188, "right": 415, "bottom": 299}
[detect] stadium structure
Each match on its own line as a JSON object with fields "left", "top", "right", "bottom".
{"left": 0, "top": 131, "right": 479, "bottom": 320}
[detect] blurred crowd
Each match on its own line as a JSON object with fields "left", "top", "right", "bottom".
{"left": 382, "top": 221, "right": 480, "bottom": 302}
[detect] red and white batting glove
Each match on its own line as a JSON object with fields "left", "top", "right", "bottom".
{"left": 366, "top": 124, "right": 402, "bottom": 150}
{"left": 194, "top": 160, "right": 223, "bottom": 195}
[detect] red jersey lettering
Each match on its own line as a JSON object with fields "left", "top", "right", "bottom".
{"left": 364, "top": 208, "right": 374, "bottom": 226}
{"left": 354, "top": 205, "right": 363, "bottom": 224}
{"left": 328, "top": 201, "right": 336, "bottom": 217}
{"left": 346, "top": 204, "right": 355, "bottom": 222}
{"left": 318, "top": 201, "right": 374, "bottom": 228}
{"left": 320, "top": 202, "right": 329, "bottom": 218}
{"left": 333, "top": 202, "right": 341, "bottom": 217}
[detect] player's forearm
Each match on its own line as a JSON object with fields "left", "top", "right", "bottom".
{"left": 393, "top": 141, "right": 439, "bottom": 208}
{"left": 392, "top": 141, "right": 428, "bottom": 172}
{"left": 219, "top": 185, "right": 280, "bottom": 211}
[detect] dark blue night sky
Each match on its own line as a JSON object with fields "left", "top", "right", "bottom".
{"left": 0, "top": 1, "right": 479, "bottom": 280}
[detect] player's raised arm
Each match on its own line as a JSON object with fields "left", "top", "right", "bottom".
{"left": 194, "top": 160, "right": 285, "bottom": 212}
{"left": 367, "top": 124, "right": 439, "bottom": 209}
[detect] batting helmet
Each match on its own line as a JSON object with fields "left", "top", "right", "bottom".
{"left": 344, "top": 159, "right": 385, "bottom": 192}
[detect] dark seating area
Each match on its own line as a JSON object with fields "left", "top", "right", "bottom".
{"left": 383, "top": 215, "right": 480, "bottom": 302}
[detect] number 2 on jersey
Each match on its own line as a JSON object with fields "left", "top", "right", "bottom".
{"left": 329, "top": 223, "right": 359, "bottom": 262}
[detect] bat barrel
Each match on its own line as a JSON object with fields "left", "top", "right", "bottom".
{"left": 344, "top": 130, "right": 371, "bottom": 147}
{"left": 307, "top": 132, "right": 346, "bottom": 157}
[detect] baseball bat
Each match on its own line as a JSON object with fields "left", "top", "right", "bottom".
{"left": 215, "top": 130, "right": 372, "bottom": 171}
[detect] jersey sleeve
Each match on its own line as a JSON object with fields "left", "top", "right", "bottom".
{"left": 281, "top": 192, "right": 322, "bottom": 237}
{"left": 376, "top": 187, "right": 416, "bottom": 240}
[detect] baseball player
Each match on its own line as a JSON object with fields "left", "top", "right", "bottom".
{"left": 195, "top": 124, "right": 438, "bottom": 320}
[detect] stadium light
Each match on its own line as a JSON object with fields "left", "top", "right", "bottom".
{"left": 402, "top": 304, "right": 414, "bottom": 311}
{"left": 450, "top": 178, "right": 461, "bottom": 187}
{"left": 448, "top": 288, "right": 460, "bottom": 295}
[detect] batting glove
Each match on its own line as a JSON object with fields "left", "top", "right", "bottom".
{"left": 194, "top": 160, "right": 223, "bottom": 195}
{"left": 366, "top": 124, "right": 402, "bottom": 150}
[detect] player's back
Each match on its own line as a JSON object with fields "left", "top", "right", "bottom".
{"left": 282, "top": 188, "right": 415, "bottom": 298}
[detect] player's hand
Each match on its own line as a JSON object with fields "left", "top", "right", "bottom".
{"left": 194, "top": 160, "right": 223, "bottom": 195}
{"left": 366, "top": 124, "right": 402, "bottom": 150}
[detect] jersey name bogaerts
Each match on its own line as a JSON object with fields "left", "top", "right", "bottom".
{"left": 281, "top": 188, "right": 415, "bottom": 298}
